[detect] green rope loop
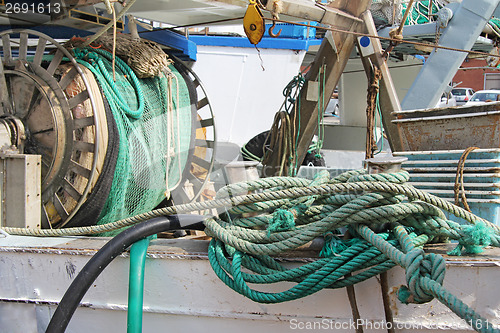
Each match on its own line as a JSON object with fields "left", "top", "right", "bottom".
{"left": 282, "top": 73, "right": 305, "bottom": 113}
{"left": 3, "top": 164, "right": 500, "bottom": 332}
{"left": 205, "top": 170, "right": 500, "bottom": 333}
{"left": 73, "top": 47, "right": 145, "bottom": 119}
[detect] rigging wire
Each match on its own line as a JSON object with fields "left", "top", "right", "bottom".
{"left": 268, "top": 17, "right": 500, "bottom": 59}
{"left": 1, "top": 5, "right": 499, "bottom": 60}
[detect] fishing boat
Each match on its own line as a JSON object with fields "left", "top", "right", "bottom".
{"left": 1, "top": 0, "right": 500, "bottom": 332}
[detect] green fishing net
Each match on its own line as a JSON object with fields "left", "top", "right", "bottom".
{"left": 74, "top": 48, "right": 192, "bottom": 234}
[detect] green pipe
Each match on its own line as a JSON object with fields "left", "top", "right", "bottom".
{"left": 127, "top": 236, "right": 153, "bottom": 333}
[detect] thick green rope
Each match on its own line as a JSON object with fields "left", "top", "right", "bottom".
{"left": 73, "top": 47, "right": 145, "bottom": 119}
{"left": 3, "top": 171, "right": 500, "bottom": 239}
{"left": 1, "top": 167, "right": 499, "bottom": 331}
{"left": 356, "top": 224, "right": 495, "bottom": 332}
{"left": 204, "top": 170, "right": 500, "bottom": 333}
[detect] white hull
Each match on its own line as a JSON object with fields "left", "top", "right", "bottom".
{"left": 1, "top": 235, "right": 499, "bottom": 332}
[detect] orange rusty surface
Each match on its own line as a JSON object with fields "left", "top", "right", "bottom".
{"left": 398, "top": 114, "right": 500, "bottom": 151}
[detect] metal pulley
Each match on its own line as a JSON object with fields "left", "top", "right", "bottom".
{"left": 243, "top": 0, "right": 265, "bottom": 45}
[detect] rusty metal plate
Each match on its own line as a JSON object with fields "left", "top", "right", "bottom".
{"left": 395, "top": 112, "right": 500, "bottom": 151}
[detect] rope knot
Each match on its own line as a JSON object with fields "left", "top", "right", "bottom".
{"left": 267, "top": 204, "right": 308, "bottom": 235}
{"left": 319, "top": 233, "right": 359, "bottom": 258}
{"left": 448, "top": 221, "right": 494, "bottom": 256}
{"left": 389, "top": 27, "right": 404, "bottom": 41}
{"left": 320, "top": 233, "right": 345, "bottom": 257}
{"left": 267, "top": 209, "right": 294, "bottom": 235}
{"left": 399, "top": 249, "right": 446, "bottom": 304}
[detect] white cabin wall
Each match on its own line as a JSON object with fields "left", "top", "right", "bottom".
{"left": 339, "top": 56, "right": 424, "bottom": 128}
{"left": 192, "top": 46, "right": 422, "bottom": 169}
{"left": 192, "top": 45, "right": 306, "bottom": 148}
{"left": 322, "top": 56, "right": 423, "bottom": 168}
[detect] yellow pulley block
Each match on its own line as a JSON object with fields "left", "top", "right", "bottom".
{"left": 243, "top": 0, "right": 265, "bottom": 45}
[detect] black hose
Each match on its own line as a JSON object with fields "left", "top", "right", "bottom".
{"left": 45, "top": 215, "right": 206, "bottom": 333}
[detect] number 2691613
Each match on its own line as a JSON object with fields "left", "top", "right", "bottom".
{"left": 5, "top": 2, "right": 61, "bottom": 14}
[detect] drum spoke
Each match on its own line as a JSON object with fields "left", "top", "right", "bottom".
{"left": 197, "top": 97, "right": 209, "bottom": 109}
{"left": 68, "top": 89, "right": 89, "bottom": 109}
{"left": 53, "top": 193, "right": 69, "bottom": 221}
{"left": 18, "top": 32, "right": 28, "bottom": 62}
{"left": 59, "top": 66, "right": 79, "bottom": 90}
{"left": 23, "top": 88, "right": 42, "bottom": 120}
{"left": 73, "top": 116, "right": 95, "bottom": 129}
{"left": 31, "top": 127, "right": 55, "bottom": 135}
{"left": 46, "top": 50, "right": 63, "bottom": 76}
{"left": 41, "top": 205, "right": 51, "bottom": 229}
{"left": 62, "top": 178, "right": 83, "bottom": 201}
{"left": 69, "top": 160, "right": 91, "bottom": 179}
{"left": 73, "top": 140, "right": 95, "bottom": 153}
{"left": 2, "top": 35, "right": 12, "bottom": 64}
{"left": 33, "top": 37, "right": 47, "bottom": 67}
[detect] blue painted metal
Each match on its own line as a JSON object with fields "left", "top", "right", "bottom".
{"left": 263, "top": 21, "right": 317, "bottom": 39}
{"left": 121, "top": 16, "right": 197, "bottom": 61}
{"left": 379, "top": 21, "right": 440, "bottom": 39}
{"left": 0, "top": 19, "right": 318, "bottom": 61}
{"left": 0, "top": 24, "right": 194, "bottom": 62}
{"left": 188, "top": 35, "right": 322, "bottom": 51}
{"left": 401, "top": 0, "right": 500, "bottom": 110}
{"left": 137, "top": 29, "right": 197, "bottom": 61}
{"left": 395, "top": 149, "right": 500, "bottom": 225}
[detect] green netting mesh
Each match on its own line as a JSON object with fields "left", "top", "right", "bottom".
{"left": 74, "top": 48, "right": 192, "bottom": 234}
{"left": 401, "top": 0, "right": 445, "bottom": 25}
{"left": 489, "top": 17, "right": 500, "bottom": 36}
{"left": 372, "top": 0, "right": 500, "bottom": 37}
{"left": 371, "top": 0, "right": 448, "bottom": 26}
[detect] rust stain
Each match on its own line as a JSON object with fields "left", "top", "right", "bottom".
{"left": 388, "top": 286, "right": 400, "bottom": 316}
{"left": 399, "top": 113, "right": 500, "bottom": 151}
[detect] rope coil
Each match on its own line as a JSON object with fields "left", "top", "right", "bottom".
{"left": 204, "top": 169, "right": 500, "bottom": 333}
{"left": 1, "top": 165, "right": 499, "bottom": 331}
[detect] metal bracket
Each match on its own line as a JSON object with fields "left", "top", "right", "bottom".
{"left": 324, "top": 30, "right": 338, "bottom": 54}
{"left": 0, "top": 152, "right": 41, "bottom": 229}
{"left": 0, "top": 61, "right": 12, "bottom": 115}
{"left": 306, "top": 81, "right": 319, "bottom": 101}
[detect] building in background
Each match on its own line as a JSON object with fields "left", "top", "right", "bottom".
{"left": 453, "top": 57, "right": 500, "bottom": 91}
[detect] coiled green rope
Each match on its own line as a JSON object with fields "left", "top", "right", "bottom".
{"left": 1, "top": 168, "right": 499, "bottom": 331}
{"left": 205, "top": 170, "right": 499, "bottom": 333}
{"left": 73, "top": 47, "right": 145, "bottom": 119}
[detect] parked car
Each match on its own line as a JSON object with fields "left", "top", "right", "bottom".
{"left": 451, "top": 87, "right": 475, "bottom": 105}
{"left": 324, "top": 98, "right": 339, "bottom": 116}
{"left": 324, "top": 89, "right": 339, "bottom": 116}
{"left": 435, "top": 92, "right": 457, "bottom": 108}
{"left": 465, "top": 89, "right": 500, "bottom": 106}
